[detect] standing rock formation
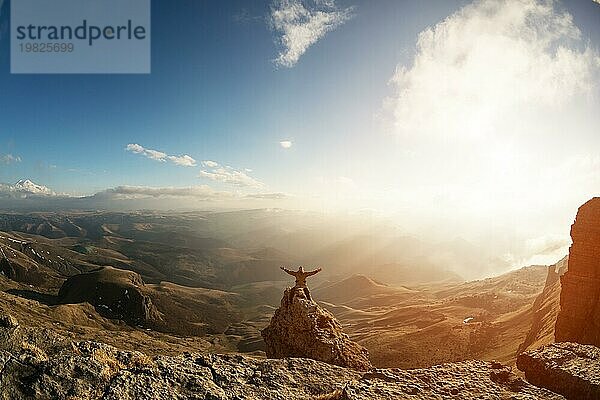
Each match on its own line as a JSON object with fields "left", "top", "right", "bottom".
{"left": 555, "top": 197, "right": 600, "bottom": 345}
{"left": 261, "top": 286, "right": 372, "bottom": 371}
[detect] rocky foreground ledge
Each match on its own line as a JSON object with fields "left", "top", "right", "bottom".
{"left": 0, "top": 314, "right": 565, "bottom": 400}
{"left": 517, "top": 342, "right": 600, "bottom": 400}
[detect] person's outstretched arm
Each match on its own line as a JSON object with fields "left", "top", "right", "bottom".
{"left": 306, "top": 267, "right": 322, "bottom": 276}
{"left": 280, "top": 266, "right": 296, "bottom": 276}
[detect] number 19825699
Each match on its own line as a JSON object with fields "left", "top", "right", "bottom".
{"left": 19, "top": 43, "right": 74, "bottom": 52}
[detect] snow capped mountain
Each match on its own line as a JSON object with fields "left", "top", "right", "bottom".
{"left": 13, "top": 179, "right": 54, "bottom": 195}
{"left": 0, "top": 179, "right": 55, "bottom": 198}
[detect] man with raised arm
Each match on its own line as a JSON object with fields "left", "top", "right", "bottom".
{"left": 280, "top": 266, "right": 322, "bottom": 301}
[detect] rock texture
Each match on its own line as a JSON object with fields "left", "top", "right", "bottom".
{"left": 0, "top": 313, "right": 564, "bottom": 400}
{"left": 517, "top": 342, "right": 600, "bottom": 400}
{"left": 555, "top": 197, "right": 600, "bottom": 345}
{"left": 519, "top": 257, "right": 568, "bottom": 353}
{"left": 261, "top": 287, "right": 372, "bottom": 371}
{"left": 338, "top": 360, "right": 564, "bottom": 400}
{"left": 58, "top": 266, "right": 161, "bottom": 326}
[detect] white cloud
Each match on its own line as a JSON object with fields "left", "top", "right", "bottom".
{"left": 97, "top": 185, "right": 235, "bottom": 200}
{"left": 245, "top": 192, "right": 289, "bottom": 200}
{"left": 503, "top": 232, "right": 571, "bottom": 268}
{"left": 167, "top": 155, "right": 197, "bottom": 167}
{"left": 199, "top": 166, "right": 264, "bottom": 188}
{"left": 202, "top": 160, "right": 219, "bottom": 168}
{"left": 382, "top": 0, "right": 600, "bottom": 206}
{"left": 93, "top": 185, "right": 287, "bottom": 203}
{"left": 526, "top": 233, "right": 570, "bottom": 256}
{"left": 0, "top": 179, "right": 287, "bottom": 206}
{"left": 376, "top": 0, "right": 600, "bottom": 270}
{"left": 269, "top": 0, "right": 354, "bottom": 67}
{"left": 386, "top": 0, "right": 600, "bottom": 141}
{"left": 279, "top": 140, "right": 293, "bottom": 149}
{"left": 125, "top": 143, "right": 144, "bottom": 153}
{"left": 126, "top": 143, "right": 167, "bottom": 162}
{"left": 0, "top": 154, "right": 21, "bottom": 164}
{"left": 126, "top": 143, "right": 197, "bottom": 167}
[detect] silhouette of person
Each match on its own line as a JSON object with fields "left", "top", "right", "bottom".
{"left": 280, "top": 266, "right": 321, "bottom": 301}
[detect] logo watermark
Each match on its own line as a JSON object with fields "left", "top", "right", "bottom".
{"left": 11, "top": 0, "right": 150, "bottom": 74}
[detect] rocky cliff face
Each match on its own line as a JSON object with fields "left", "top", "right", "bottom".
{"left": 519, "top": 257, "right": 568, "bottom": 353}
{"left": 0, "top": 313, "right": 564, "bottom": 400}
{"left": 261, "top": 287, "right": 372, "bottom": 371}
{"left": 517, "top": 342, "right": 600, "bottom": 400}
{"left": 555, "top": 197, "right": 600, "bottom": 345}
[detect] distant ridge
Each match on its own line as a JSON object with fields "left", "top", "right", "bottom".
{"left": 314, "top": 274, "right": 412, "bottom": 304}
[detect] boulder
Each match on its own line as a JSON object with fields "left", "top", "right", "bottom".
{"left": 0, "top": 314, "right": 19, "bottom": 329}
{"left": 261, "top": 287, "right": 372, "bottom": 371}
{"left": 517, "top": 342, "right": 600, "bottom": 400}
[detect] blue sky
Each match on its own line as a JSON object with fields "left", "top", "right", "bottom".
{"left": 0, "top": 0, "right": 600, "bottom": 266}
{"left": 0, "top": 0, "right": 480, "bottom": 195}
{"left": 0, "top": 0, "right": 598, "bottom": 195}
